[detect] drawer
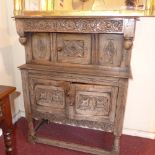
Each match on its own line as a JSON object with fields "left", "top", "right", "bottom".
{"left": 29, "top": 78, "right": 67, "bottom": 117}
{"left": 67, "top": 83, "right": 118, "bottom": 123}
{"left": 56, "top": 33, "right": 91, "bottom": 64}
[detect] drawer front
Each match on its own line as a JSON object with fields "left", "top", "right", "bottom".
{"left": 99, "top": 34, "right": 123, "bottom": 67}
{"left": 29, "top": 78, "right": 67, "bottom": 116}
{"left": 56, "top": 34, "right": 91, "bottom": 64}
{"left": 68, "top": 84, "right": 118, "bottom": 123}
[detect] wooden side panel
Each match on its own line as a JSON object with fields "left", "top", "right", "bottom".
{"left": 56, "top": 34, "right": 91, "bottom": 64}
{"left": 32, "top": 33, "right": 51, "bottom": 62}
{"left": 99, "top": 34, "right": 123, "bottom": 67}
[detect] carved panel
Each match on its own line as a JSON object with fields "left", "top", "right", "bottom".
{"left": 16, "top": 18, "right": 123, "bottom": 33}
{"left": 57, "top": 34, "right": 91, "bottom": 64}
{"left": 61, "top": 40, "right": 84, "bottom": 57}
{"left": 35, "top": 85, "right": 65, "bottom": 108}
{"left": 99, "top": 34, "right": 123, "bottom": 66}
{"left": 69, "top": 84, "right": 118, "bottom": 123}
{"left": 76, "top": 92, "right": 111, "bottom": 116}
{"left": 29, "top": 78, "right": 66, "bottom": 115}
{"left": 32, "top": 33, "right": 51, "bottom": 61}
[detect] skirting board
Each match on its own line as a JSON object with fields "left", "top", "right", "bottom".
{"left": 13, "top": 111, "right": 155, "bottom": 140}
{"left": 123, "top": 128, "right": 155, "bottom": 140}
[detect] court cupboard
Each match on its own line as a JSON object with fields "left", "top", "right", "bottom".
{"left": 14, "top": 0, "right": 155, "bottom": 154}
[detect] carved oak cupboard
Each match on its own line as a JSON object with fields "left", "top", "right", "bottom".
{"left": 15, "top": 16, "right": 135, "bottom": 155}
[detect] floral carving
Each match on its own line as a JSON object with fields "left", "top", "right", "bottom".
{"left": 17, "top": 18, "right": 123, "bottom": 33}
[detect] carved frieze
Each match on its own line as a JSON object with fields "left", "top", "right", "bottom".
{"left": 32, "top": 110, "right": 114, "bottom": 132}
{"left": 16, "top": 18, "right": 123, "bottom": 33}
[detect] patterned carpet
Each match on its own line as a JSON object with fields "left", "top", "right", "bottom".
{"left": 0, "top": 118, "right": 155, "bottom": 155}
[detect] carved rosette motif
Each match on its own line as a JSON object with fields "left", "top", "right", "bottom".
{"left": 18, "top": 18, "right": 123, "bottom": 33}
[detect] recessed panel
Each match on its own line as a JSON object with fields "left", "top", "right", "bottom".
{"left": 32, "top": 33, "right": 51, "bottom": 61}
{"left": 99, "top": 34, "right": 123, "bottom": 67}
{"left": 56, "top": 33, "right": 91, "bottom": 64}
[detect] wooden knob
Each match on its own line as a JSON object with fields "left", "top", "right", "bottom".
{"left": 57, "top": 47, "right": 63, "bottom": 52}
{"left": 124, "top": 38, "right": 133, "bottom": 50}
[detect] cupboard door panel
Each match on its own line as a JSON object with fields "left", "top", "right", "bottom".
{"left": 56, "top": 34, "right": 91, "bottom": 64}
{"left": 69, "top": 84, "right": 118, "bottom": 123}
{"left": 99, "top": 34, "right": 123, "bottom": 66}
{"left": 29, "top": 78, "right": 66, "bottom": 116}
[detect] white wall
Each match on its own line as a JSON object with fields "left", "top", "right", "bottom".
{"left": 0, "top": 1, "right": 155, "bottom": 139}
{"left": 123, "top": 18, "right": 155, "bottom": 139}
{"left": 0, "top": 0, "right": 25, "bottom": 119}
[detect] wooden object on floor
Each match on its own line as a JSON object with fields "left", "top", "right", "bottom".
{"left": 15, "top": 16, "right": 136, "bottom": 155}
{"left": 0, "top": 85, "right": 16, "bottom": 155}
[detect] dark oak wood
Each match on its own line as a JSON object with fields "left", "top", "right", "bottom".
{"left": 0, "top": 85, "right": 16, "bottom": 155}
{"left": 15, "top": 16, "right": 136, "bottom": 155}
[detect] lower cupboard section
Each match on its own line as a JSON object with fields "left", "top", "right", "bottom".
{"left": 29, "top": 77, "right": 119, "bottom": 132}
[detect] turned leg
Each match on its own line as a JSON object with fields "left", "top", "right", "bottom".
{"left": 113, "top": 136, "right": 120, "bottom": 155}
{"left": 3, "top": 129, "right": 14, "bottom": 155}
{"left": 27, "top": 118, "right": 36, "bottom": 144}
{"left": 1, "top": 96, "right": 15, "bottom": 155}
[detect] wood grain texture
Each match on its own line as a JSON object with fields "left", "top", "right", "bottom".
{"left": 15, "top": 16, "right": 136, "bottom": 155}
{"left": 0, "top": 86, "right": 16, "bottom": 155}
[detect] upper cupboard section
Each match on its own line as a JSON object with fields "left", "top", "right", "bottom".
{"left": 29, "top": 32, "right": 124, "bottom": 67}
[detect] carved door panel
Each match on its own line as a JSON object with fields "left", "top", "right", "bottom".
{"left": 68, "top": 84, "right": 118, "bottom": 123}
{"left": 99, "top": 34, "right": 123, "bottom": 67}
{"left": 29, "top": 77, "right": 67, "bottom": 117}
{"left": 56, "top": 34, "right": 91, "bottom": 64}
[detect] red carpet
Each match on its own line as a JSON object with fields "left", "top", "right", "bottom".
{"left": 0, "top": 118, "right": 155, "bottom": 155}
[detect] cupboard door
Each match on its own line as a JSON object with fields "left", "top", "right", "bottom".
{"left": 68, "top": 84, "right": 118, "bottom": 123}
{"left": 99, "top": 34, "right": 123, "bottom": 67}
{"left": 56, "top": 34, "right": 91, "bottom": 64}
{"left": 29, "top": 78, "right": 67, "bottom": 116}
